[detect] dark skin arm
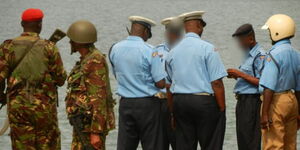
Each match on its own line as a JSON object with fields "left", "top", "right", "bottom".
{"left": 155, "top": 79, "right": 166, "bottom": 89}
{"left": 296, "top": 91, "right": 300, "bottom": 114}
{"left": 227, "top": 69, "right": 259, "bottom": 86}
{"left": 295, "top": 91, "right": 300, "bottom": 129}
{"left": 166, "top": 84, "right": 176, "bottom": 129}
{"left": 0, "top": 81, "right": 6, "bottom": 109}
{"left": 211, "top": 79, "right": 226, "bottom": 112}
{"left": 261, "top": 88, "right": 274, "bottom": 129}
{"left": 166, "top": 84, "right": 173, "bottom": 112}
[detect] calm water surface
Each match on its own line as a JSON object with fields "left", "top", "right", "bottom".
{"left": 0, "top": 0, "right": 300, "bottom": 149}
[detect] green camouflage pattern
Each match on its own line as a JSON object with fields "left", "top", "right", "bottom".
{"left": 0, "top": 32, "right": 67, "bottom": 150}
{"left": 65, "top": 45, "right": 115, "bottom": 150}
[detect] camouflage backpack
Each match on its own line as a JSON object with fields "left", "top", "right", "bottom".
{"left": 9, "top": 36, "right": 47, "bottom": 85}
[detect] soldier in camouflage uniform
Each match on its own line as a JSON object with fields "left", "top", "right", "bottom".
{"left": 65, "top": 20, "right": 115, "bottom": 150}
{"left": 0, "top": 8, "right": 67, "bottom": 150}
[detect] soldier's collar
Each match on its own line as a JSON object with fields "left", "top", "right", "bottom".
{"left": 21, "top": 32, "right": 40, "bottom": 37}
{"left": 270, "top": 39, "right": 291, "bottom": 52}
{"left": 127, "top": 36, "right": 144, "bottom": 42}
{"left": 185, "top": 32, "right": 200, "bottom": 39}
{"left": 249, "top": 43, "right": 260, "bottom": 57}
{"left": 80, "top": 46, "right": 96, "bottom": 60}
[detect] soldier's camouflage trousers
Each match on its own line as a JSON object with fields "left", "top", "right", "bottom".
{"left": 71, "top": 130, "right": 106, "bottom": 150}
{"left": 8, "top": 98, "right": 61, "bottom": 150}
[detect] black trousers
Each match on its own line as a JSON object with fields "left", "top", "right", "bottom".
{"left": 173, "top": 94, "right": 224, "bottom": 150}
{"left": 161, "top": 100, "right": 176, "bottom": 150}
{"left": 236, "top": 94, "right": 261, "bottom": 150}
{"left": 117, "top": 97, "right": 163, "bottom": 150}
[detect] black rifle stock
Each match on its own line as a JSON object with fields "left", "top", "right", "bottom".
{"left": 49, "top": 29, "right": 66, "bottom": 44}
{"left": 49, "top": 29, "right": 66, "bottom": 107}
{"left": 69, "top": 114, "right": 95, "bottom": 150}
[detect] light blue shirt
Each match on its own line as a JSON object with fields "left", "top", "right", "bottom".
{"left": 166, "top": 32, "right": 228, "bottom": 94}
{"left": 110, "top": 36, "right": 167, "bottom": 98}
{"left": 259, "top": 39, "right": 300, "bottom": 93}
{"left": 234, "top": 44, "right": 265, "bottom": 94}
{"left": 156, "top": 43, "right": 170, "bottom": 93}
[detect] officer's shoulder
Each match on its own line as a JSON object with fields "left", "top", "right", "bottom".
{"left": 1, "top": 39, "right": 13, "bottom": 46}
{"left": 87, "top": 49, "right": 106, "bottom": 65}
{"left": 145, "top": 43, "right": 155, "bottom": 49}
{"left": 42, "top": 39, "right": 57, "bottom": 49}
{"left": 199, "top": 39, "right": 215, "bottom": 52}
{"left": 111, "top": 40, "right": 127, "bottom": 49}
{"left": 155, "top": 43, "right": 165, "bottom": 49}
{"left": 0, "top": 39, "right": 14, "bottom": 52}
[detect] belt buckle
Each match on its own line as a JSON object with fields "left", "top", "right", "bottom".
{"left": 154, "top": 92, "right": 167, "bottom": 99}
{"left": 193, "top": 93, "right": 211, "bottom": 96}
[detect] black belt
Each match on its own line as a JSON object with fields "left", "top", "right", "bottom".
{"left": 173, "top": 93, "right": 214, "bottom": 96}
{"left": 121, "top": 96, "right": 155, "bottom": 99}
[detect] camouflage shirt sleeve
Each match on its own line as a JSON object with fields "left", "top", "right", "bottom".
{"left": 84, "top": 55, "right": 109, "bottom": 133}
{"left": 0, "top": 40, "right": 12, "bottom": 82}
{"left": 47, "top": 41, "right": 67, "bottom": 86}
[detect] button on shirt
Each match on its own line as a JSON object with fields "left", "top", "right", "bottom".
{"left": 259, "top": 39, "right": 300, "bottom": 93}
{"left": 109, "top": 36, "right": 167, "bottom": 98}
{"left": 165, "top": 32, "right": 227, "bottom": 94}
{"left": 156, "top": 43, "right": 170, "bottom": 93}
{"left": 234, "top": 44, "right": 265, "bottom": 94}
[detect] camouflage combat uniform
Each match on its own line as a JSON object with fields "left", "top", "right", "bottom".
{"left": 0, "top": 32, "right": 67, "bottom": 150}
{"left": 65, "top": 45, "right": 115, "bottom": 150}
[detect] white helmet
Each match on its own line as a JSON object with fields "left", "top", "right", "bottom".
{"left": 261, "top": 14, "right": 296, "bottom": 42}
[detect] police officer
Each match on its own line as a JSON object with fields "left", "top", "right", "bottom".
{"left": 0, "top": 8, "right": 67, "bottom": 149}
{"left": 156, "top": 16, "right": 183, "bottom": 150}
{"left": 260, "top": 14, "right": 300, "bottom": 150}
{"left": 227, "top": 24, "right": 265, "bottom": 150}
{"left": 65, "top": 20, "right": 115, "bottom": 150}
{"left": 109, "top": 16, "right": 167, "bottom": 150}
{"left": 165, "top": 11, "right": 227, "bottom": 150}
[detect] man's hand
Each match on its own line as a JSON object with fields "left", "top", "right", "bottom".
{"left": 211, "top": 79, "right": 226, "bottom": 112}
{"left": 227, "top": 68, "right": 242, "bottom": 79}
{"left": 261, "top": 113, "right": 272, "bottom": 130}
{"left": 90, "top": 133, "right": 102, "bottom": 150}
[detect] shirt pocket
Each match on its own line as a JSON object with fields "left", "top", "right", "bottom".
{"left": 239, "top": 65, "right": 253, "bottom": 75}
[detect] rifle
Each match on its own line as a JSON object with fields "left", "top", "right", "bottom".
{"left": 69, "top": 114, "right": 95, "bottom": 150}
{"left": 48, "top": 29, "right": 66, "bottom": 107}
{"left": 49, "top": 29, "right": 66, "bottom": 44}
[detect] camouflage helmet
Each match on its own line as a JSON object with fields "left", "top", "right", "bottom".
{"left": 67, "top": 20, "right": 97, "bottom": 43}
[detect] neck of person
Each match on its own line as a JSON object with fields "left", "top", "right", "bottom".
{"left": 249, "top": 41, "right": 257, "bottom": 50}
{"left": 79, "top": 48, "right": 90, "bottom": 58}
{"left": 23, "top": 28, "right": 39, "bottom": 34}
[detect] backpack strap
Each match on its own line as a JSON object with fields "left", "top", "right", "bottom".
{"left": 252, "top": 52, "right": 262, "bottom": 78}
{"left": 268, "top": 52, "right": 280, "bottom": 74}
{"left": 10, "top": 39, "right": 39, "bottom": 75}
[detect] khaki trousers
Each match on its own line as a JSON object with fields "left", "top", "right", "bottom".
{"left": 261, "top": 91, "right": 298, "bottom": 150}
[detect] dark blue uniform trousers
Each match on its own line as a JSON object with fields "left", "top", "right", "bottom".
{"left": 117, "top": 97, "right": 163, "bottom": 150}
{"left": 173, "top": 94, "right": 225, "bottom": 150}
{"left": 235, "top": 94, "right": 261, "bottom": 150}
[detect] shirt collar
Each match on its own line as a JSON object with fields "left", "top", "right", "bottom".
{"left": 163, "top": 42, "right": 171, "bottom": 51}
{"left": 270, "top": 39, "right": 291, "bottom": 51}
{"left": 249, "top": 43, "right": 260, "bottom": 57}
{"left": 185, "top": 32, "right": 201, "bottom": 39}
{"left": 80, "top": 45, "right": 96, "bottom": 60}
{"left": 127, "top": 36, "right": 144, "bottom": 41}
{"left": 21, "top": 32, "right": 39, "bottom": 37}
